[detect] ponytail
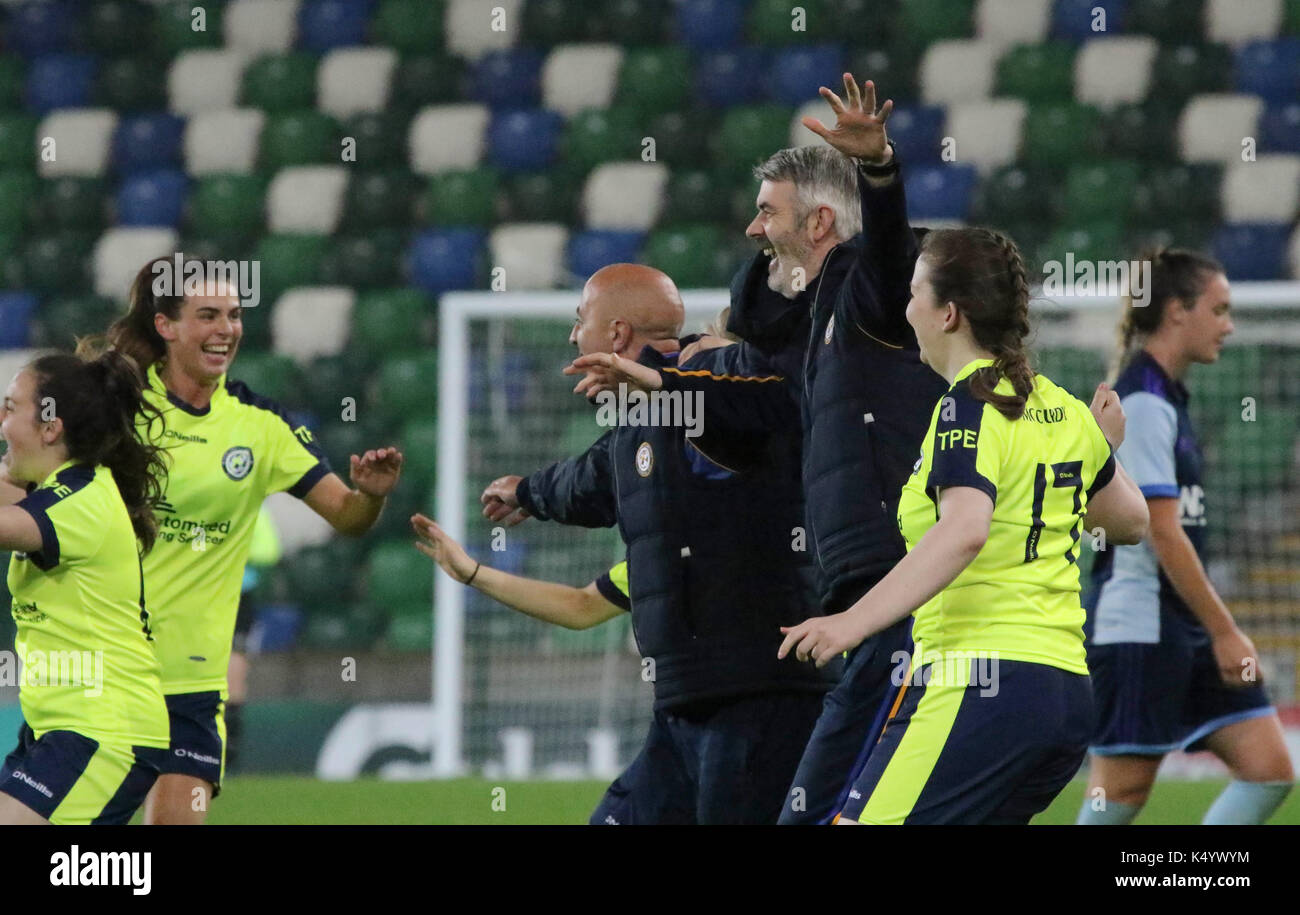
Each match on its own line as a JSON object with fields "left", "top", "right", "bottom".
{"left": 1110, "top": 246, "right": 1223, "bottom": 381}
{"left": 107, "top": 256, "right": 189, "bottom": 375}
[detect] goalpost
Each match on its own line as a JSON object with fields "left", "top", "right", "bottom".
{"left": 433, "top": 283, "right": 1300, "bottom": 778}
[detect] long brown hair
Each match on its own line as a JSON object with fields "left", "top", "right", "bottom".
{"left": 921, "top": 228, "right": 1034, "bottom": 420}
{"left": 1111, "top": 246, "right": 1223, "bottom": 380}
{"left": 106, "top": 256, "right": 196, "bottom": 373}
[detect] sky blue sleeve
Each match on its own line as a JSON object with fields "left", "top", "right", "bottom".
{"left": 1116, "top": 391, "right": 1178, "bottom": 498}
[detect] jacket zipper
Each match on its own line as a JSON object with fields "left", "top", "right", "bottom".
{"left": 802, "top": 245, "right": 841, "bottom": 572}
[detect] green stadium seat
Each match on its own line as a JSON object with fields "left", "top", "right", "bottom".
{"left": 562, "top": 109, "right": 640, "bottom": 177}
{"left": 1100, "top": 103, "right": 1177, "bottom": 163}
{"left": 1063, "top": 161, "right": 1140, "bottom": 224}
{"left": 504, "top": 170, "right": 581, "bottom": 223}
{"left": 341, "top": 169, "right": 416, "bottom": 230}
{"left": 302, "top": 351, "right": 373, "bottom": 422}
{"left": 845, "top": 45, "right": 920, "bottom": 104}
{"left": 1151, "top": 43, "right": 1233, "bottom": 102}
{"left": 0, "top": 57, "right": 24, "bottom": 111}
{"left": 0, "top": 116, "right": 36, "bottom": 170}
{"left": 252, "top": 234, "right": 329, "bottom": 306}
{"left": 896, "top": 0, "right": 974, "bottom": 46}
{"left": 996, "top": 42, "right": 1077, "bottom": 104}
{"left": 300, "top": 605, "right": 384, "bottom": 651}
{"left": 367, "top": 541, "right": 433, "bottom": 609}
{"left": 259, "top": 111, "right": 340, "bottom": 171}
{"left": 187, "top": 174, "right": 266, "bottom": 248}
{"left": 1287, "top": 0, "right": 1300, "bottom": 35}
{"left": 1035, "top": 221, "right": 1125, "bottom": 273}
{"left": 0, "top": 234, "right": 21, "bottom": 287}
{"left": 342, "top": 112, "right": 410, "bottom": 170}
{"left": 647, "top": 108, "right": 715, "bottom": 167}
{"left": 823, "top": 0, "right": 890, "bottom": 41}
{"left": 1126, "top": 219, "right": 1217, "bottom": 255}
{"left": 603, "top": 0, "right": 672, "bottom": 45}
{"left": 715, "top": 104, "right": 795, "bottom": 174}
{"left": 315, "top": 416, "right": 385, "bottom": 478}
{"left": 1127, "top": 0, "right": 1206, "bottom": 43}
{"left": 351, "top": 288, "right": 430, "bottom": 359}
{"left": 971, "top": 166, "right": 1059, "bottom": 224}
{"left": 1021, "top": 103, "right": 1102, "bottom": 169}
{"left": 374, "top": 0, "right": 445, "bottom": 53}
{"left": 242, "top": 54, "right": 318, "bottom": 113}
{"left": 615, "top": 47, "right": 692, "bottom": 119}
{"left": 229, "top": 351, "right": 304, "bottom": 405}
{"left": 373, "top": 353, "right": 439, "bottom": 423}
{"left": 522, "top": 0, "right": 589, "bottom": 44}
{"left": 88, "top": 1, "right": 155, "bottom": 55}
{"left": 370, "top": 481, "right": 430, "bottom": 542}
{"left": 0, "top": 171, "right": 37, "bottom": 236}
{"left": 23, "top": 236, "right": 93, "bottom": 298}
{"left": 96, "top": 55, "right": 168, "bottom": 112}
{"left": 283, "top": 541, "right": 361, "bottom": 616}
{"left": 399, "top": 416, "right": 439, "bottom": 489}
{"left": 385, "top": 608, "right": 434, "bottom": 653}
{"left": 643, "top": 224, "right": 728, "bottom": 287}
{"left": 421, "top": 167, "right": 500, "bottom": 227}
{"left": 1140, "top": 164, "right": 1222, "bottom": 222}
{"left": 32, "top": 293, "right": 118, "bottom": 349}
{"left": 663, "top": 169, "right": 734, "bottom": 226}
{"left": 749, "top": 0, "right": 824, "bottom": 43}
{"left": 319, "top": 232, "right": 404, "bottom": 290}
{"left": 391, "top": 53, "right": 465, "bottom": 111}
{"left": 155, "top": 0, "right": 224, "bottom": 53}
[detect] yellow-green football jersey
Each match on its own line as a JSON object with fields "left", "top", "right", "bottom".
{"left": 8, "top": 461, "right": 169, "bottom": 747}
{"left": 142, "top": 363, "right": 330, "bottom": 695}
{"left": 898, "top": 359, "right": 1115, "bottom": 675}
{"left": 594, "top": 560, "right": 631, "bottom": 611}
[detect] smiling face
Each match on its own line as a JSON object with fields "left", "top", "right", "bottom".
{"left": 746, "top": 179, "right": 815, "bottom": 299}
{"left": 0, "top": 369, "right": 62, "bottom": 484}
{"left": 905, "top": 255, "right": 953, "bottom": 369}
{"left": 155, "top": 284, "right": 242, "bottom": 385}
{"left": 1177, "top": 271, "right": 1234, "bottom": 365}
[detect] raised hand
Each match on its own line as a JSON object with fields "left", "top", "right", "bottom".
{"left": 1090, "top": 383, "right": 1126, "bottom": 449}
{"left": 801, "top": 73, "right": 894, "bottom": 164}
{"left": 350, "top": 446, "right": 403, "bottom": 497}
{"left": 481, "top": 474, "right": 531, "bottom": 526}
{"left": 411, "top": 513, "right": 478, "bottom": 583}
{"left": 563, "top": 351, "right": 664, "bottom": 399}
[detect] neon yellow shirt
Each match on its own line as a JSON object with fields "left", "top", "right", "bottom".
{"left": 141, "top": 363, "right": 330, "bottom": 695}
{"left": 898, "top": 359, "right": 1115, "bottom": 675}
{"left": 9, "top": 461, "right": 168, "bottom": 747}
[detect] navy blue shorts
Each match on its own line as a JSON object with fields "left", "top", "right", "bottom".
{"left": 590, "top": 690, "right": 823, "bottom": 825}
{"left": 1087, "top": 615, "right": 1274, "bottom": 756}
{"left": 839, "top": 659, "right": 1092, "bottom": 824}
{"left": 159, "top": 691, "right": 226, "bottom": 793}
{"left": 0, "top": 722, "right": 165, "bottom": 824}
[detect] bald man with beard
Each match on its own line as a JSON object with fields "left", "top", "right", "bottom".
{"left": 479, "top": 264, "right": 836, "bottom": 824}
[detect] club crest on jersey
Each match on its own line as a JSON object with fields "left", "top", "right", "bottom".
{"left": 635, "top": 442, "right": 654, "bottom": 477}
{"left": 824, "top": 316, "right": 835, "bottom": 344}
{"left": 222, "top": 446, "right": 254, "bottom": 481}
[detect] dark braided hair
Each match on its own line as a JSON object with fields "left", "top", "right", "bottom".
{"left": 1111, "top": 246, "right": 1223, "bottom": 380}
{"left": 921, "top": 228, "right": 1035, "bottom": 420}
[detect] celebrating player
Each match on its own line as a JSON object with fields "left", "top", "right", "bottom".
{"left": 778, "top": 228, "right": 1150, "bottom": 823}
{"left": 1077, "top": 248, "right": 1295, "bottom": 825}
{"left": 0, "top": 349, "right": 170, "bottom": 824}
{"left": 105, "top": 256, "right": 404, "bottom": 824}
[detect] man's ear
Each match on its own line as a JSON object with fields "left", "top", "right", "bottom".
{"left": 609, "top": 318, "right": 632, "bottom": 354}
{"left": 811, "top": 204, "right": 836, "bottom": 242}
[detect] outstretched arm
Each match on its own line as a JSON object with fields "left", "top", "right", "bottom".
{"left": 487, "top": 431, "right": 618, "bottom": 529}
{"left": 303, "top": 447, "right": 403, "bottom": 537}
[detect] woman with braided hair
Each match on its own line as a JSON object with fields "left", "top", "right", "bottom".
{"left": 779, "top": 228, "right": 1150, "bottom": 823}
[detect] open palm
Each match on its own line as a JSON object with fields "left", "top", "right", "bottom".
{"left": 802, "top": 73, "right": 893, "bottom": 163}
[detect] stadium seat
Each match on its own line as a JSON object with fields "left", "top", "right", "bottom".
{"left": 391, "top": 52, "right": 467, "bottom": 112}
{"left": 341, "top": 111, "right": 410, "bottom": 169}
{"left": 96, "top": 55, "right": 169, "bottom": 112}
{"left": 168, "top": 50, "right": 247, "bottom": 115}
{"left": 1127, "top": 218, "right": 1218, "bottom": 254}
{"left": 368, "top": 539, "right": 435, "bottom": 608}
{"left": 1206, "top": 0, "right": 1284, "bottom": 46}
{"left": 1289, "top": 223, "right": 1300, "bottom": 277}
{"left": 715, "top": 104, "right": 794, "bottom": 174}
{"left": 1035, "top": 221, "right": 1125, "bottom": 272}
{"left": 541, "top": 44, "right": 622, "bottom": 117}
{"left": 663, "top": 169, "right": 733, "bottom": 225}
{"left": 373, "top": 0, "right": 445, "bottom": 53}
{"left": 32, "top": 293, "right": 118, "bottom": 346}
{"left": 228, "top": 351, "right": 304, "bottom": 403}
{"left": 188, "top": 174, "right": 266, "bottom": 245}
{"left": 0, "top": 57, "right": 24, "bottom": 111}
{"left": 845, "top": 45, "right": 922, "bottom": 105}
{"left": 111, "top": 112, "right": 185, "bottom": 174}
{"left": 341, "top": 169, "right": 416, "bottom": 229}
{"left": 995, "top": 41, "right": 1075, "bottom": 104}
{"left": 1101, "top": 102, "right": 1177, "bottom": 161}
{"left": 184, "top": 109, "right": 265, "bottom": 175}
{"left": 115, "top": 168, "right": 188, "bottom": 226}
{"left": 562, "top": 108, "right": 640, "bottom": 175}
{"left": 676, "top": 0, "right": 746, "bottom": 50}
{"left": 582, "top": 162, "right": 669, "bottom": 231}
{"left": 92, "top": 226, "right": 178, "bottom": 298}
{"left": 617, "top": 46, "right": 692, "bottom": 117}
{"left": 86, "top": 3, "right": 153, "bottom": 56}
{"left": 384, "top": 607, "right": 434, "bottom": 653}
{"left": 920, "top": 39, "right": 998, "bottom": 105}
{"left": 224, "top": 0, "right": 301, "bottom": 54}
{"left": 1211, "top": 223, "right": 1290, "bottom": 280}
{"left": 765, "top": 45, "right": 844, "bottom": 107}
{"left": 470, "top": 48, "right": 544, "bottom": 110}
{"left": 350, "top": 288, "right": 430, "bottom": 359}
{"left": 408, "top": 104, "right": 489, "bottom": 175}
{"left": 37, "top": 177, "right": 109, "bottom": 231}
{"left": 25, "top": 54, "right": 96, "bottom": 114}
{"left": 566, "top": 229, "right": 645, "bottom": 281}
{"left": 1126, "top": 0, "right": 1203, "bottom": 42}
{"left": 898, "top": 0, "right": 976, "bottom": 45}
{"left": 606, "top": 0, "right": 675, "bottom": 45}
{"left": 1050, "top": 0, "right": 1124, "bottom": 41}
{"left": 643, "top": 224, "right": 727, "bottom": 287}
{"left": 521, "top": 0, "right": 588, "bottom": 45}
{"left": 1221, "top": 155, "right": 1300, "bottom": 224}
{"left": 267, "top": 165, "right": 349, "bottom": 234}
{"left": 905, "top": 163, "right": 978, "bottom": 220}
{"left": 488, "top": 223, "right": 569, "bottom": 289}
{"left": 301, "top": 350, "right": 373, "bottom": 421}
{"left": 155, "top": 0, "right": 226, "bottom": 54}
{"left": 445, "top": 0, "right": 522, "bottom": 60}
{"left": 0, "top": 171, "right": 37, "bottom": 236}
{"left": 396, "top": 415, "right": 437, "bottom": 490}
{"left": 321, "top": 231, "right": 405, "bottom": 289}
{"left": 748, "top": 0, "right": 823, "bottom": 44}
{"left": 971, "top": 165, "right": 1058, "bottom": 223}
{"left": 373, "top": 352, "right": 440, "bottom": 422}
{"left": 297, "top": 0, "right": 370, "bottom": 52}
{"left": 252, "top": 233, "right": 329, "bottom": 305}
{"left": 406, "top": 228, "right": 486, "bottom": 294}
{"left": 1178, "top": 94, "right": 1264, "bottom": 163}
{"left": 7, "top": 2, "right": 74, "bottom": 58}
{"left": 1063, "top": 160, "right": 1140, "bottom": 222}
{"left": 272, "top": 286, "right": 354, "bottom": 363}
{"left": 943, "top": 98, "right": 1027, "bottom": 172}
{"left": 241, "top": 53, "right": 318, "bottom": 113}
{"left": 504, "top": 169, "right": 581, "bottom": 222}
{"left": 422, "top": 167, "right": 499, "bottom": 226}
{"left": 975, "top": 0, "right": 1053, "bottom": 50}
{"left": 1261, "top": 102, "right": 1300, "bottom": 152}
{"left": 646, "top": 108, "right": 715, "bottom": 167}
{"left": 0, "top": 291, "right": 36, "bottom": 348}
{"left": 1151, "top": 42, "right": 1234, "bottom": 102}
{"left": 259, "top": 110, "right": 340, "bottom": 170}
{"left": 1234, "top": 39, "right": 1300, "bottom": 103}
{"left": 0, "top": 114, "right": 37, "bottom": 170}
{"left": 487, "top": 108, "right": 563, "bottom": 173}
{"left": 695, "top": 48, "right": 770, "bottom": 108}
{"left": 1021, "top": 102, "right": 1102, "bottom": 168}
{"left": 1141, "top": 163, "right": 1223, "bottom": 221}
{"left": 1075, "top": 36, "right": 1159, "bottom": 107}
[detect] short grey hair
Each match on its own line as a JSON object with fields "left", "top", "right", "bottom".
{"left": 753, "top": 146, "right": 862, "bottom": 239}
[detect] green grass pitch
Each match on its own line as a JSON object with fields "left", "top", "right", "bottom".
{"left": 196, "top": 777, "right": 1300, "bottom": 825}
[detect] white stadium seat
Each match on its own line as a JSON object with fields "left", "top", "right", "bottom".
{"left": 317, "top": 47, "right": 398, "bottom": 119}
{"left": 1075, "top": 36, "right": 1158, "bottom": 108}
{"left": 582, "top": 162, "right": 669, "bottom": 230}
{"left": 1178, "top": 94, "right": 1265, "bottom": 163}
{"left": 1206, "top": 0, "right": 1283, "bottom": 46}
{"left": 36, "top": 109, "right": 117, "bottom": 177}
{"left": 224, "top": 0, "right": 300, "bottom": 55}
{"left": 169, "top": 50, "right": 248, "bottom": 115}
{"left": 944, "top": 98, "right": 1028, "bottom": 174}
{"left": 263, "top": 491, "right": 335, "bottom": 557}
{"left": 93, "top": 228, "right": 180, "bottom": 299}
{"left": 541, "top": 44, "right": 623, "bottom": 117}
{"left": 271, "top": 287, "right": 355, "bottom": 364}
{"left": 489, "top": 223, "right": 570, "bottom": 290}
{"left": 184, "top": 109, "right": 265, "bottom": 176}
{"left": 266, "top": 166, "right": 350, "bottom": 234}
{"left": 791, "top": 99, "right": 830, "bottom": 148}
{"left": 920, "top": 40, "right": 999, "bottom": 106}
{"left": 408, "top": 104, "right": 489, "bottom": 174}
{"left": 0, "top": 352, "right": 36, "bottom": 394}
{"left": 1221, "top": 155, "right": 1300, "bottom": 224}
{"left": 445, "top": 0, "right": 523, "bottom": 60}
{"left": 975, "top": 0, "right": 1053, "bottom": 51}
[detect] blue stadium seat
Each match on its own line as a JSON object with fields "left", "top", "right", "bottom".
{"left": 8, "top": 1, "right": 75, "bottom": 58}
{"left": 1235, "top": 39, "right": 1300, "bottom": 104}
{"left": 566, "top": 230, "right": 646, "bottom": 281}
{"left": 470, "top": 49, "right": 544, "bottom": 111}
{"left": 677, "top": 0, "right": 745, "bottom": 50}
{"left": 905, "top": 164, "right": 978, "bottom": 221}
{"left": 298, "top": 0, "right": 372, "bottom": 53}
{"left": 488, "top": 109, "right": 563, "bottom": 172}
{"left": 766, "top": 45, "right": 844, "bottom": 106}
{"left": 886, "top": 105, "right": 945, "bottom": 165}
{"left": 1260, "top": 102, "right": 1300, "bottom": 153}
{"left": 1211, "top": 224, "right": 1290, "bottom": 281}
{"left": 0, "top": 292, "right": 37, "bottom": 348}
{"left": 249, "top": 605, "right": 303, "bottom": 653}
{"left": 24, "top": 54, "right": 96, "bottom": 114}
{"left": 468, "top": 351, "right": 532, "bottom": 413}
{"left": 115, "top": 169, "right": 188, "bottom": 227}
{"left": 696, "top": 48, "right": 769, "bottom": 107}
{"left": 406, "top": 228, "right": 486, "bottom": 295}
{"left": 1052, "top": 0, "right": 1126, "bottom": 41}
{"left": 111, "top": 113, "right": 186, "bottom": 173}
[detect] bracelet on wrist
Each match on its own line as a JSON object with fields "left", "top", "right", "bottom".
{"left": 464, "top": 561, "right": 481, "bottom": 587}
